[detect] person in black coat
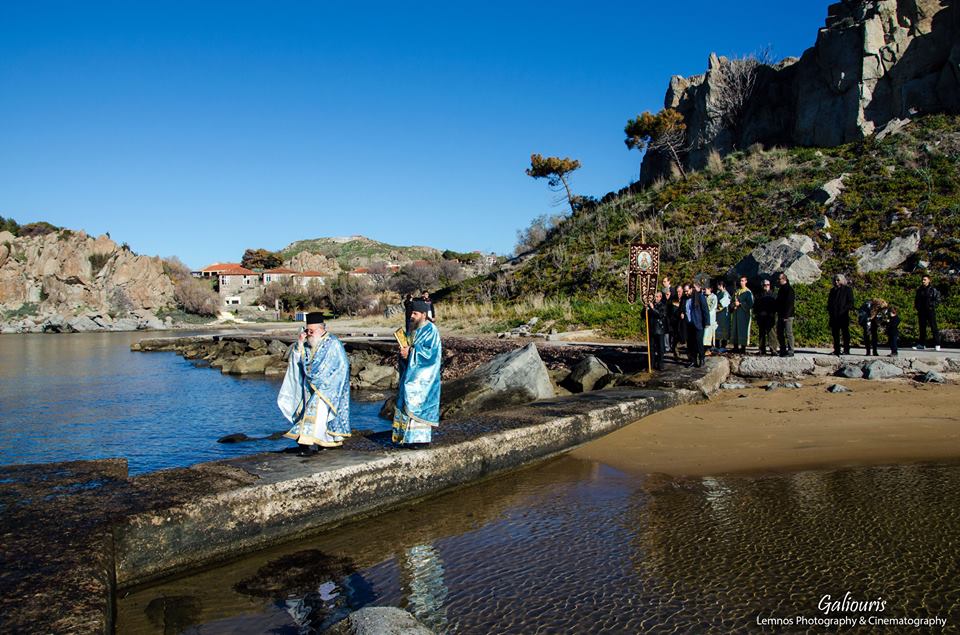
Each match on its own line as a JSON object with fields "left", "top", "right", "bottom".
{"left": 776, "top": 273, "right": 796, "bottom": 357}
{"left": 886, "top": 306, "right": 901, "bottom": 356}
{"left": 754, "top": 279, "right": 778, "bottom": 355}
{"left": 681, "top": 284, "right": 710, "bottom": 367}
{"left": 827, "top": 274, "right": 855, "bottom": 355}
{"left": 913, "top": 275, "right": 942, "bottom": 351}
{"left": 645, "top": 291, "right": 668, "bottom": 371}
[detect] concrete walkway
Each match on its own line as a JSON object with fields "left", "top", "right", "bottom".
{"left": 0, "top": 358, "right": 728, "bottom": 635}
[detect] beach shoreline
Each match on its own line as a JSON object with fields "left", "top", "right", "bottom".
{"left": 572, "top": 376, "right": 960, "bottom": 478}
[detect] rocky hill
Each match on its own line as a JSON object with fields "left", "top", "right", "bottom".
{"left": 278, "top": 235, "right": 442, "bottom": 271}
{"left": 451, "top": 113, "right": 960, "bottom": 344}
{"left": 641, "top": 0, "right": 959, "bottom": 183}
{"left": 0, "top": 228, "right": 177, "bottom": 333}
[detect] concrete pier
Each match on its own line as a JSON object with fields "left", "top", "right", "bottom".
{"left": 0, "top": 357, "right": 728, "bottom": 634}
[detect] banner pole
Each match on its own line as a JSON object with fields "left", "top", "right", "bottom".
{"left": 646, "top": 307, "right": 653, "bottom": 373}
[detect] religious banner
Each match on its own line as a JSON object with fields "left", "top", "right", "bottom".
{"left": 627, "top": 243, "right": 660, "bottom": 305}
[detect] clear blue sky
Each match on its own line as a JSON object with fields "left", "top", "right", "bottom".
{"left": 0, "top": 1, "right": 827, "bottom": 268}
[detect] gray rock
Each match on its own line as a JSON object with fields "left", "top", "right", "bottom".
{"left": 379, "top": 395, "right": 397, "bottom": 420}
{"left": 112, "top": 317, "right": 139, "bottom": 331}
{"left": 720, "top": 382, "right": 749, "bottom": 390}
{"left": 863, "top": 360, "right": 904, "bottom": 380}
{"left": 357, "top": 364, "right": 397, "bottom": 389}
{"left": 67, "top": 315, "right": 101, "bottom": 332}
{"left": 42, "top": 314, "right": 67, "bottom": 333}
{"left": 811, "top": 175, "right": 847, "bottom": 206}
{"left": 327, "top": 607, "right": 434, "bottom": 635}
{"left": 227, "top": 354, "right": 275, "bottom": 375}
{"left": 827, "top": 383, "right": 852, "bottom": 393}
{"left": 919, "top": 371, "right": 946, "bottom": 384}
{"left": 736, "top": 355, "right": 815, "bottom": 378}
{"left": 442, "top": 343, "right": 553, "bottom": 418}
{"left": 854, "top": 230, "right": 920, "bottom": 273}
{"left": 563, "top": 355, "right": 612, "bottom": 393}
{"left": 837, "top": 365, "right": 864, "bottom": 379}
{"left": 731, "top": 234, "right": 822, "bottom": 284}
{"left": 217, "top": 433, "right": 251, "bottom": 443}
{"left": 266, "top": 339, "right": 288, "bottom": 356}
{"left": 765, "top": 381, "right": 802, "bottom": 391}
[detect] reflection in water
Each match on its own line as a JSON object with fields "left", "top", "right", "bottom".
{"left": 401, "top": 545, "right": 448, "bottom": 632}
{"left": 119, "top": 459, "right": 960, "bottom": 633}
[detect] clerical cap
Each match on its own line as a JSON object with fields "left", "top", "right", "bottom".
{"left": 305, "top": 312, "right": 325, "bottom": 325}
{"left": 409, "top": 300, "right": 430, "bottom": 313}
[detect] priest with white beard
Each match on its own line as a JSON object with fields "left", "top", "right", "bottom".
{"left": 277, "top": 312, "right": 351, "bottom": 455}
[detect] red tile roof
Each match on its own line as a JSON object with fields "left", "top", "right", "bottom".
{"left": 199, "top": 262, "right": 242, "bottom": 273}
{"left": 351, "top": 267, "right": 371, "bottom": 274}
{"left": 217, "top": 264, "right": 256, "bottom": 275}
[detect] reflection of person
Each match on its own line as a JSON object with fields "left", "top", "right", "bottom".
{"left": 277, "top": 313, "right": 351, "bottom": 455}
{"left": 393, "top": 301, "right": 442, "bottom": 445}
{"left": 827, "top": 274, "right": 855, "bottom": 355}
{"left": 730, "top": 276, "right": 753, "bottom": 354}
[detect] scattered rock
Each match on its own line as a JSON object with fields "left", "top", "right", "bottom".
{"left": 736, "top": 355, "right": 815, "bottom": 378}
{"left": 227, "top": 354, "right": 275, "bottom": 375}
{"left": 266, "top": 340, "right": 288, "bottom": 356}
{"left": 356, "top": 364, "right": 397, "bottom": 390}
{"left": 827, "top": 384, "right": 852, "bottom": 393}
{"left": 379, "top": 395, "right": 397, "bottom": 421}
{"left": 765, "top": 381, "right": 802, "bottom": 391}
{"left": 327, "top": 606, "right": 434, "bottom": 635}
{"left": 863, "top": 360, "right": 904, "bottom": 380}
{"left": 562, "top": 355, "right": 612, "bottom": 393}
{"left": 919, "top": 371, "right": 946, "bottom": 384}
{"left": 854, "top": 230, "right": 921, "bottom": 273}
{"left": 730, "top": 234, "right": 822, "bottom": 284}
{"left": 837, "top": 365, "right": 864, "bottom": 379}
{"left": 217, "top": 433, "right": 251, "bottom": 443}
{"left": 441, "top": 343, "right": 553, "bottom": 419}
{"left": 720, "top": 382, "right": 749, "bottom": 390}
{"left": 811, "top": 174, "right": 847, "bottom": 206}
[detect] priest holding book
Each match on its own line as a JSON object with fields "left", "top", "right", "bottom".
{"left": 392, "top": 300, "right": 442, "bottom": 445}
{"left": 277, "top": 312, "right": 351, "bottom": 455}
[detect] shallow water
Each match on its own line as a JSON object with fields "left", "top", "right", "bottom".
{"left": 0, "top": 332, "right": 386, "bottom": 475}
{"left": 118, "top": 457, "right": 960, "bottom": 633}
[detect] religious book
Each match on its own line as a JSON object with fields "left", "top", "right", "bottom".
{"left": 393, "top": 327, "right": 410, "bottom": 348}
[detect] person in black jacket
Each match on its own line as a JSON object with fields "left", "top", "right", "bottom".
{"left": 681, "top": 283, "right": 710, "bottom": 367}
{"left": 754, "top": 279, "right": 778, "bottom": 355}
{"left": 776, "top": 273, "right": 796, "bottom": 357}
{"left": 913, "top": 275, "right": 942, "bottom": 351}
{"left": 645, "top": 291, "right": 668, "bottom": 371}
{"left": 827, "top": 274, "right": 855, "bottom": 355}
{"left": 886, "top": 306, "right": 900, "bottom": 356}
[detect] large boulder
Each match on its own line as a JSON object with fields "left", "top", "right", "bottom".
{"left": 441, "top": 343, "right": 553, "bottom": 419}
{"left": 356, "top": 364, "right": 398, "bottom": 390}
{"left": 562, "top": 355, "right": 613, "bottom": 393}
{"left": 854, "top": 230, "right": 921, "bottom": 273}
{"left": 863, "top": 360, "right": 904, "bottom": 380}
{"left": 731, "top": 234, "right": 822, "bottom": 284}
{"left": 227, "top": 354, "right": 274, "bottom": 375}
{"left": 736, "top": 355, "right": 815, "bottom": 378}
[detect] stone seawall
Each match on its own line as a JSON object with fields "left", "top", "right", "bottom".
{"left": 0, "top": 351, "right": 727, "bottom": 634}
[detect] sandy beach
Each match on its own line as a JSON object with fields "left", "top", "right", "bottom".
{"left": 572, "top": 376, "right": 960, "bottom": 477}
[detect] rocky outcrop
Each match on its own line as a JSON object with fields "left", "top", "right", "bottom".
{"left": 641, "top": 0, "right": 960, "bottom": 184}
{"left": 730, "top": 234, "right": 823, "bottom": 284}
{"left": 854, "top": 229, "right": 921, "bottom": 272}
{"left": 0, "top": 229, "right": 176, "bottom": 331}
{"left": 441, "top": 343, "right": 554, "bottom": 418}
{"left": 284, "top": 251, "right": 342, "bottom": 275}
{"left": 328, "top": 607, "right": 434, "bottom": 635}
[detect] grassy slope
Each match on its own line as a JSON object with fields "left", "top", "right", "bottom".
{"left": 450, "top": 114, "right": 960, "bottom": 344}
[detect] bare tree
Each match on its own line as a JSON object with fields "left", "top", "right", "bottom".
{"left": 710, "top": 48, "right": 772, "bottom": 142}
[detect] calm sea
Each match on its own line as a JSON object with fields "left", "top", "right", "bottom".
{"left": 0, "top": 331, "right": 385, "bottom": 475}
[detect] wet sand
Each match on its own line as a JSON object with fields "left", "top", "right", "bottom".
{"left": 572, "top": 377, "right": 960, "bottom": 477}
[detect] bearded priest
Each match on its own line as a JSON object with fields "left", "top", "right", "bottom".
{"left": 277, "top": 312, "right": 351, "bottom": 455}
{"left": 392, "top": 300, "right": 442, "bottom": 445}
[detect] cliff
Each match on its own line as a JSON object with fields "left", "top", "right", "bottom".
{"left": 0, "top": 229, "right": 176, "bottom": 333}
{"left": 641, "top": 0, "right": 960, "bottom": 183}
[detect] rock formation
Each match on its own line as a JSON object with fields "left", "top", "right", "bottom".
{"left": 0, "top": 229, "right": 175, "bottom": 332}
{"left": 641, "top": 0, "right": 960, "bottom": 183}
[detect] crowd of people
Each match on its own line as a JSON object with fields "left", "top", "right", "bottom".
{"left": 644, "top": 273, "right": 945, "bottom": 369}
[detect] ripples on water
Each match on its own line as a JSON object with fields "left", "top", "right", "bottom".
{"left": 118, "top": 459, "right": 960, "bottom": 634}
{"left": 0, "top": 332, "right": 385, "bottom": 474}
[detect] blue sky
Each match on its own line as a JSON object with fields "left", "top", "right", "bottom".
{"left": 0, "top": 1, "right": 827, "bottom": 268}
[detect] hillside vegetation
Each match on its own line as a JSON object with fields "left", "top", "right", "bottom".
{"left": 279, "top": 235, "right": 441, "bottom": 269}
{"left": 449, "top": 114, "right": 960, "bottom": 344}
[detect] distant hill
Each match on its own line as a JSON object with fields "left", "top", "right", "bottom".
{"left": 278, "top": 235, "right": 442, "bottom": 270}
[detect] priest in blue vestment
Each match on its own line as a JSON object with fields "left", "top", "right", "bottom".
{"left": 277, "top": 312, "right": 351, "bottom": 455}
{"left": 392, "top": 300, "right": 442, "bottom": 445}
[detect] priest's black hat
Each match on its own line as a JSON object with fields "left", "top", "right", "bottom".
{"left": 409, "top": 300, "right": 430, "bottom": 313}
{"left": 305, "top": 312, "right": 325, "bottom": 325}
